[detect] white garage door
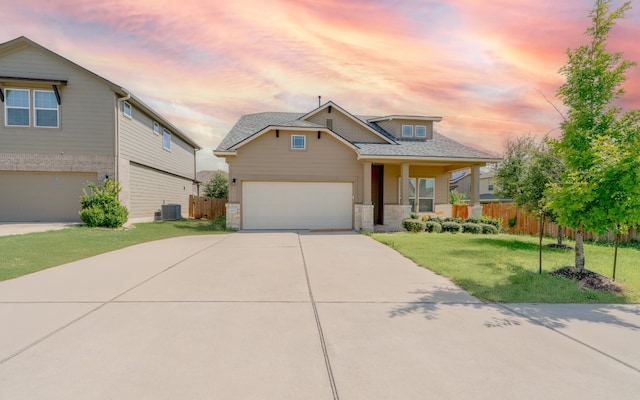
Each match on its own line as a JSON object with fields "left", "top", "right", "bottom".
{"left": 243, "top": 182, "right": 353, "bottom": 230}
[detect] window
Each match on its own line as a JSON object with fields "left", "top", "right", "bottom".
{"left": 153, "top": 121, "right": 160, "bottom": 135}
{"left": 163, "top": 128, "right": 171, "bottom": 151}
{"left": 5, "top": 89, "right": 30, "bottom": 126}
{"left": 415, "top": 125, "right": 427, "bottom": 138}
{"left": 34, "top": 90, "right": 59, "bottom": 127}
{"left": 401, "top": 177, "right": 435, "bottom": 212}
{"left": 291, "top": 135, "right": 305, "bottom": 150}
{"left": 401, "top": 125, "right": 413, "bottom": 137}
{"left": 488, "top": 180, "right": 494, "bottom": 191}
{"left": 123, "top": 101, "right": 132, "bottom": 118}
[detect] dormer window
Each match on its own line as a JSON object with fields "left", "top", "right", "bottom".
{"left": 415, "top": 125, "right": 427, "bottom": 138}
{"left": 401, "top": 125, "right": 413, "bottom": 137}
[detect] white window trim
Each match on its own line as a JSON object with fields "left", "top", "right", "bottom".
{"left": 153, "top": 121, "right": 160, "bottom": 135}
{"left": 4, "top": 88, "right": 30, "bottom": 127}
{"left": 163, "top": 128, "right": 172, "bottom": 151}
{"left": 415, "top": 125, "right": 427, "bottom": 138}
{"left": 123, "top": 101, "right": 132, "bottom": 118}
{"left": 291, "top": 134, "right": 306, "bottom": 150}
{"left": 401, "top": 125, "right": 414, "bottom": 137}
{"left": 33, "top": 90, "right": 59, "bottom": 128}
{"left": 399, "top": 177, "right": 435, "bottom": 212}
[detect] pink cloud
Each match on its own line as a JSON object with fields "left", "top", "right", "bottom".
{"left": 1, "top": 0, "right": 639, "bottom": 168}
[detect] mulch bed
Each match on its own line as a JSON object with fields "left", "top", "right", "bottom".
{"left": 550, "top": 266, "right": 622, "bottom": 293}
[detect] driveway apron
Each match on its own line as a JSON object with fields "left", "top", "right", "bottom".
{"left": 1, "top": 231, "right": 639, "bottom": 399}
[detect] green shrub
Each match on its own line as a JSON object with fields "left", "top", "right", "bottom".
{"left": 462, "top": 222, "right": 482, "bottom": 234}
{"left": 424, "top": 221, "right": 442, "bottom": 233}
{"left": 441, "top": 221, "right": 461, "bottom": 233}
{"left": 402, "top": 218, "right": 425, "bottom": 233}
{"left": 410, "top": 212, "right": 420, "bottom": 220}
{"left": 466, "top": 216, "right": 481, "bottom": 224}
{"left": 480, "top": 223, "right": 499, "bottom": 234}
{"left": 79, "top": 179, "right": 129, "bottom": 228}
{"left": 444, "top": 217, "right": 464, "bottom": 224}
{"left": 479, "top": 216, "right": 503, "bottom": 231}
{"left": 508, "top": 215, "right": 517, "bottom": 228}
{"left": 79, "top": 206, "right": 105, "bottom": 227}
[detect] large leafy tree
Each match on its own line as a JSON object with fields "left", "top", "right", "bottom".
{"left": 204, "top": 171, "right": 229, "bottom": 199}
{"left": 547, "top": 0, "right": 638, "bottom": 270}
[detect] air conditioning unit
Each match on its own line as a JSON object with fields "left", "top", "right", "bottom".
{"left": 161, "top": 204, "right": 181, "bottom": 221}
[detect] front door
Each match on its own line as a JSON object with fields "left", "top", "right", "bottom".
{"left": 372, "top": 165, "right": 384, "bottom": 225}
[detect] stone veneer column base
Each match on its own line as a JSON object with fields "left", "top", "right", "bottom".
{"left": 355, "top": 204, "right": 374, "bottom": 232}
{"left": 383, "top": 204, "right": 412, "bottom": 231}
{"left": 469, "top": 205, "right": 483, "bottom": 218}
{"left": 226, "top": 203, "right": 241, "bottom": 230}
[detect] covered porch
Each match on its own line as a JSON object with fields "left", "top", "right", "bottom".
{"left": 356, "top": 159, "right": 486, "bottom": 232}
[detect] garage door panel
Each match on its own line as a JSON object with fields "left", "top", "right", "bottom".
{"left": 0, "top": 172, "right": 97, "bottom": 222}
{"left": 243, "top": 182, "right": 352, "bottom": 230}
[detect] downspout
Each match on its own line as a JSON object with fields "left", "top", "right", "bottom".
{"left": 115, "top": 89, "right": 131, "bottom": 182}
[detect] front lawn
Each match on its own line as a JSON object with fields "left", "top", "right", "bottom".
{"left": 0, "top": 218, "right": 229, "bottom": 282}
{"left": 372, "top": 232, "right": 640, "bottom": 303}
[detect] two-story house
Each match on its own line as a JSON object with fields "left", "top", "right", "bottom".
{"left": 0, "top": 36, "right": 201, "bottom": 222}
{"left": 214, "top": 101, "right": 501, "bottom": 231}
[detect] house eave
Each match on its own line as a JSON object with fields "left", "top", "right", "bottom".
{"left": 357, "top": 154, "right": 501, "bottom": 163}
{"left": 367, "top": 115, "right": 443, "bottom": 123}
{"left": 228, "top": 125, "right": 359, "bottom": 152}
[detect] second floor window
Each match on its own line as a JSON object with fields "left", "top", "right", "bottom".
{"left": 34, "top": 90, "right": 59, "bottom": 127}
{"left": 163, "top": 128, "right": 171, "bottom": 151}
{"left": 5, "top": 89, "right": 30, "bottom": 126}
{"left": 4, "top": 88, "right": 58, "bottom": 128}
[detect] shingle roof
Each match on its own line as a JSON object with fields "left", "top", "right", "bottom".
{"left": 216, "top": 110, "right": 500, "bottom": 161}
{"left": 217, "top": 112, "right": 317, "bottom": 150}
{"left": 356, "top": 132, "right": 499, "bottom": 160}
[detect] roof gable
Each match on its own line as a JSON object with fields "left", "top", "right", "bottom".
{"left": 0, "top": 36, "right": 201, "bottom": 150}
{"left": 301, "top": 101, "right": 396, "bottom": 144}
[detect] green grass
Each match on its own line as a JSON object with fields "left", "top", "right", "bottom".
{"left": 372, "top": 232, "right": 640, "bottom": 303}
{"left": 0, "top": 218, "right": 229, "bottom": 281}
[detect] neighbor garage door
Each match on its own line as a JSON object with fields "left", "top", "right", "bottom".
{"left": 242, "top": 182, "right": 352, "bottom": 230}
{"left": 0, "top": 171, "right": 97, "bottom": 222}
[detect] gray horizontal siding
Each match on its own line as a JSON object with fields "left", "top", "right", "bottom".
{"left": 119, "top": 104, "right": 194, "bottom": 179}
{"left": 129, "top": 163, "right": 192, "bottom": 220}
{"left": 0, "top": 46, "right": 115, "bottom": 155}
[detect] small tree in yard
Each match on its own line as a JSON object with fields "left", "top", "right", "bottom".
{"left": 547, "top": 0, "right": 639, "bottom": 272}
{"left": 80, "top": 179, "right": 128, "bottom": 228}
{"left": 204, "top": 171, "right": 229, "bottom": 199}
{"left": 494, "top": 134, "right": 564, "bottom": 273}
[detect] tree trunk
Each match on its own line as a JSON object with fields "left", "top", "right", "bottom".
{"left": 575, "top": 224, "right": 585, "bottom": 270}
{"left": 613, "top": 232, "right": 619, "bottom": 281}
{"left": 539, "top": 214, "right": 544, "bottom": 274}
{"left": 557, "top": 226, "right": 564, "bottom": 245}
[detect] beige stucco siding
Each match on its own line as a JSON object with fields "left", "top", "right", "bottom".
{"left": 128, "top": 163, "right": 192, "bottom": 220}
{"left": 227, "top": 130, "right": 362, "bottom": 204}
{"left": 118, "top": 105, "right": 194, "bottom": 179}
{"left": 306, "top": 109, "right": 386, "bottom": 143}
{"left": 379, "top": 165, "right": 448, "bottom": 205}
{"left": 0, "top": 46, "right": 115, "bottom": 155}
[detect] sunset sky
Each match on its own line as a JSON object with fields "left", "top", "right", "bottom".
{"left": 3, "top": 0, "right": 639, "bottom": 170}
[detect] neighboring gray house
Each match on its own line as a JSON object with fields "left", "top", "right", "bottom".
{"left": 449, "top": 167, "right": 510, "bottom": 202}
{"left": 214, "top": 101, "right": 501, "bottom": 231}
{"left": 0, "top": 36, "right": 201, "bottom": 222}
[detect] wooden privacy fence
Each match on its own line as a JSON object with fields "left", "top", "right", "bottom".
{"left": 452, "top": 203, "right": 639, "bottom": 243}
{"left": 189, "top": 195, "right": 226, "bottom": 219}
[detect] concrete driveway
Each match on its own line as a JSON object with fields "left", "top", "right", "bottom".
{"left": 0, "top": 231, "right": 639, "bottom": 399}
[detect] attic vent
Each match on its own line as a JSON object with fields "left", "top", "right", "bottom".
{"left": 161, "top": 204, "right": 181, "bottom": 221}
{"left": 326, "top": 118, "right": 333, "bottom": 130}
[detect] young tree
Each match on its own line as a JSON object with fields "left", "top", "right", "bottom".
{"left": 547, "top": 0, "right": 637, "bottom": 270}
{"left": 204, "top": 171, "right": 229, "bottom": 199}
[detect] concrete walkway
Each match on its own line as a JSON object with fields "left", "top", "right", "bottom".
{"left": 0, "top": 231, "right": 639, "bottom": 399}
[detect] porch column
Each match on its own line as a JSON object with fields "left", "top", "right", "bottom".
{"left": 363, "top": 162, "right": 372, "bottom": 205}
{"left": 400, "top": 163, "right": 410, "bottom": 206}
{"left": 470, "top": 165, "right": 482, "bottom": 217}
